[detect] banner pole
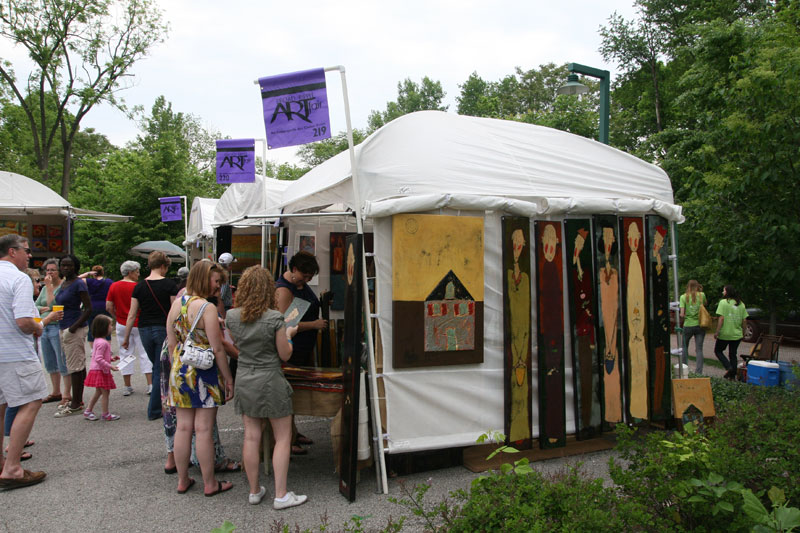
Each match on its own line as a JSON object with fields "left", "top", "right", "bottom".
{"left": 329, "top": 65, "right": 388, "bottom": 495}
{"left": 182, "top": 196, "right": 190, "bottom": 267}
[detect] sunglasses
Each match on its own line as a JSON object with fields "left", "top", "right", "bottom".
{"left": 14, "top": 246, "right": 32, "bottom": 254}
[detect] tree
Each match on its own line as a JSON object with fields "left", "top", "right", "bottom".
{"left": 295, "top": 129, "right": 368, "bottom": 167}
{"left": 0, "top": 0, "right": 167, "bottom": 199}
{"left": 367, "top": 77, "right": 447, "bottom": 131}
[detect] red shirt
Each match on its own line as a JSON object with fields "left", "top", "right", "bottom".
{"left": 106, "top": 280, "right": 138, "bottom": 327}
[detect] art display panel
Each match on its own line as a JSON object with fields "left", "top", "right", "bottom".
{"left": 646, "top": 215, "right": 672, "bottom": 420}
{"left": 620, "top": 217, "right": 648, "bottom": 421}
{"left": 392, "top": 214, "right": 484, "bottom": 368}
{"left": 565, "top": 219, "right": 603, "bottom": 439}
{"left": 501, "top": 216, "right": 532, "bottom": 448}
{"left": 535, "top": 220, "right": 566, "bottom": 449}
{"left": 593, "top": 215, "right": 623, "bottom": 426}
{"left": 330, "top": 233, "right": 374, "bottom": 311}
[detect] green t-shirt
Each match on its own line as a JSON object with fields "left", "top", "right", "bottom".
{"left": 680, "top": 292, "right": 707, "bottom": 327}
{"left": 715, "top": 298, "right": 749, "bottom": 340}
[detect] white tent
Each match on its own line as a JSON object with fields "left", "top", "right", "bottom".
{"left": 213, "top": 174, "right": 291, "bottom": 227}
{"left": 184, "top": 197, "right": 219, "bottom": 244}
{"left": 253, "top": 112, "right": 684, "bottom": 455}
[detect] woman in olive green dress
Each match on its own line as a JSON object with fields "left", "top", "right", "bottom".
{"left": 225, "top": 266, "right": 304, "bottom": 509}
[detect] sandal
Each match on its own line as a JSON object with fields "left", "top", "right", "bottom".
{"left": 177, "top": 478, "right": 195, "bottom": 494}
{"left": 291, "top": 445, "right": 308, "bottom": 456}
{"left": 214, "top": 459, "right": 241, "bottom": 473}
{"left": 204, "top": 480, "right": 233, "bottom": 497}
{"left": 296, "top": 434, "right": 314, "bottom": 445}
{"left": 43, "top": 394, "right": 61, "bottom": 403}
{"left": 20, "top": 452, "right": 32, "bottom": 461}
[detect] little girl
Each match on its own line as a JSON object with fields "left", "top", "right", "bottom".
{"left": 84, "top": 315, "right": 120, "bottom": 421}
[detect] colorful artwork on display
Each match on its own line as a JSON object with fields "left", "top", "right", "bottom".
{"left": 646, "top": 216, "right": 672, "bottom": 420}
{"left": 31, "top": 238, "right": 47, "bottom": 253}
{"left": 231, "top": 234, "right": 264, "bottom": 274}
{"left": 329, "top": 233, "right": 374, "bottom": 311}
{"left": 339, "top": 234, "right": 362, "bottom": 502}
{"left": 620, "top": 217, "right": 648, "bottom": 421}
{"left": 32, "top": 224, "right": 46, "bottom": 238}
{"left": 501, "top": 217, "right": 532, "bottom": 448}
{"left": 535, "top": 220, "right": 566, "bottom": 449}
{"left": 672, "top": 377, "right": 715, "bottom": 429}
{"left": 47, "top": 225, "right": 62, "bottom": 238}
{"left": 0, "top": 220, "right": 19, "bottom": 237}
{"left": 48, "top": 239, "right": 63, "bottom": 253}
{"left": 593, "top": 215, "right": 623, "bottom": 426}
{"left": 565, "top": 219, "right": 603, "bottom": 439}
{"left": 392, "top": 214, "right": 484, "bottom": 368}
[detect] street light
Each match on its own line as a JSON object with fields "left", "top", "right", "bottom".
{"left": 557, "top": 63, "right": 610, "bottom": 145}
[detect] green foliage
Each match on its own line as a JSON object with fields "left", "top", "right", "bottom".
{"left": 367, "top": 77, "right": 447, "bottom": 131}
{"left": 296, "top": 129, "right": 368, "bottom": 167}
{"left": 210, "top": 521, "right": 236, "bottom": 533}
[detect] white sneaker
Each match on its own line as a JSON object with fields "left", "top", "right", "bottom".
{"left": 146, "top": 384, "right": 152, "bottom": 395}
{"left": 273, "top": 491, "right": 307, "bottom": 510}
{"left": 122, "top": 386, "right": 133, "bottom": 396}
{"left": 248, "top": 486, "right": 266, "bottom": 505}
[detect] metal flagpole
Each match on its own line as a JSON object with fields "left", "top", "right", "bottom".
{"left": 327, "top": 64, "right": 389, "bottom": 495}
{"left": 670, "top": 221, "right": 683, "bottom": 378}
{"left": 182, "top": 195, "right": 190, "bottom": 267}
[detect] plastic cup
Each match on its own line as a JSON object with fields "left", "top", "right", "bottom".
{"left": 52, "top": 305, "right": 64, "bottom": 312}
{"left": 34, "top": 317, "right": 42, "bottom": 323}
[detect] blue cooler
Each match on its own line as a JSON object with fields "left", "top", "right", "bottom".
{"left": 778, "top": 361, "right": 799, "bottom": 390}
{"left": 747, "top": 361, "right": 780, "bottom": 387}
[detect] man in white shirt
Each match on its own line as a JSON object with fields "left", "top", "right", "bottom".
{"left": 0, "top": 234, "right": 48, "bottom": 490}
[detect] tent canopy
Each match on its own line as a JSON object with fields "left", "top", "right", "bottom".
{"left": 128, "top": 240, "right": 186, "bottom": 263}
{"left": 213, "top": 175, "right": 291, "bottom": 227}
{"left": 279, "top": 111, "right": 683, "bottom": 222}
{"left": 0, "top": 170, "right": 131, "bottom": 220}
{"left": 184, "top": 197, "right": 219, "bottom": 244}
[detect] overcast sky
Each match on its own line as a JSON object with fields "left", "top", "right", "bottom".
{"left": 3, "top": 0, "right": 639, "bottom": 166}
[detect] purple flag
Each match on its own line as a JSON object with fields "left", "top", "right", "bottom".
{"left": 159, "top": 196, "right": 182, "bottom": 222}
{"left": 259, "top": 68, "right": 331, "bottom": 149}
{"left": 216, "top": 138, "right": 256, "bottom": 184}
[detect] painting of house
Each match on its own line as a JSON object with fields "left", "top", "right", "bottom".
{"left": 424, "top": 271, "right": 476, "bottom": 352}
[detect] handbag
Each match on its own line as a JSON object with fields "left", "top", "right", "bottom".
{"left": 179, "top": 301, "right": 215, "bottom": 370}
{"left": 698, "top": 303, "right": 712, "bottom": 330}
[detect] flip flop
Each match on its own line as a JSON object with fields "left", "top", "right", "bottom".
{"left": 0, "top": 469, "right": 46, "bottom": 491}
{"left": 177, "top": 478, "right": 195, "bottom": 494}
{"left": 20, "top": 452, "right": 32, "bottom": 461}
{"left": 214, "top": 459, "right": 241, "bottom": 473}
{"left": 291, "top": 445, "right": 308, "bottom": 456}
{"left": 43, "top": 394, "right": 61, "bottom": 403}
{"left": 24, "top": 440, "right": 34, "bottom": 448}
{"left": 164, "top": 466, "right": 177, "bottom": 475}
{"left": 204, "top": 480, "right": 233, "bottom": 497}
{"left": 296, "top": 434, "right": 314, "bottom": 445}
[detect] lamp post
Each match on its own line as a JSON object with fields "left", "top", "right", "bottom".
{"left": 557, "top": 63, "right": 610, "bottom": 145}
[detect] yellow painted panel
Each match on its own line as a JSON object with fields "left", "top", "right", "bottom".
{"left": 392, "top": 214, "right": 484, "bottom": 301}
{"left": 672, "top": 378, "right": 716, "bottom": 418}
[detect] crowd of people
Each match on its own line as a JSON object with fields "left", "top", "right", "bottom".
{"left": 0, "top": 233, "right": 324, "bottom": 510}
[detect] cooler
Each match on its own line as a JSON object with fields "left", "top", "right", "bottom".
{"left": 778, "top": 361, "right": 799, "bottom": 390}
{"left": 747, "top": 361, "right": 779, "bottom": 387}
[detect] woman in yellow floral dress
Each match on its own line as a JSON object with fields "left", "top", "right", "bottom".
{"left": 166, "top": 261, "right": 234, "bottom": 496}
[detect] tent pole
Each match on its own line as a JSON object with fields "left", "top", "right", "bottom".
{"left": 669, "top": 221, "right": 683, "bottom": 378}
{"left": 182, "top": 196, "right": 190, "bottom": 267}
{"left": 330, "top": 64, "right": 388, "bottom": 495}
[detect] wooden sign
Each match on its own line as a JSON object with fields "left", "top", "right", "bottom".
{"left": 565, "top": 219, "right": 603, "bottom": 439}
{"left": 645, "top": 216, "right": 671, "bottom": 420}
{"left": 535, "top": 220, "right": 566, "bottom": 449}
{"left": 620, "top": 217, "right": 648, "bottom": 422}
{"left": 392, "top": 214, "right": 484, "bottom": 368}
{"left": 339, "top": 234, "right": 363, "bottom": 502}
{"left": 672, "top": 377, "right": 715, "bottom": 429}
{"left": 593, "top": 215, "right": 623, "bottom": 427}
{"left": 501, "top": 216, "right": 532, "bottom": 449}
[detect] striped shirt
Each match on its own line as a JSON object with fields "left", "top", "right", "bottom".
{"left": 0, "top": 260, "right": 38, "bottom": 363}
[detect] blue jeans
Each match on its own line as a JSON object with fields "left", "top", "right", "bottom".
{"left": 682, "top": 325, "right": 706, "bottom": 373}
{"left": 139, "top": 325, "right": 167, "bottom": 420}
{"left": 41, "top": 323, "right": 67, "bottom": 375}
{"left": 4, "top": 405, "right": 18, "bottom": 437}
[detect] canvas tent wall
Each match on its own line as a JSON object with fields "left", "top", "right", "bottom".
{"left": 273, "top": 111, "right": 683, "bottom": 454}
{"left": 184, "top": 197, "right": 219, "bottom": 262}
{"left": 0, "top": 170, "right": 129, "bottom": 263}
{"left": 213, "top": 175, "right": 291, "bottom": 273}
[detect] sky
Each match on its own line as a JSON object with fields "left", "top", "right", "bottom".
{"left": 2, "top": 0, "right": 639, "bottom": 166}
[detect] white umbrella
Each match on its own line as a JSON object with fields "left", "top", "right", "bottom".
{"left": 128, "top": 240, "right": 187, "bottom": 263}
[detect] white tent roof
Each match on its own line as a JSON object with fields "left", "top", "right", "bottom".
{"left": 184, "top": 197, "right": 219, "bottom": 244}
{"left": 0, "top": 170, "right": 131, "bottom": 221}
{"left": 279, "top": 111, "right": 683, "bottom": 221}
{"left": 213, "top": 174, "right": 291, "bottom": 227}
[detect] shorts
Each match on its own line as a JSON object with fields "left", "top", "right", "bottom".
{"left": 0, "top": 360, "right": 48, "bottom": 408}
{"left": 61, "top": 326, "right": 88, "bottom": 374}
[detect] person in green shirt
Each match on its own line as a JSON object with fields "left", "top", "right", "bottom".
{"left": 680, "top": 280, "right": 708, "bottom": 373}
{"left": 713, "top": 285, "right": 749, "bottom": 380}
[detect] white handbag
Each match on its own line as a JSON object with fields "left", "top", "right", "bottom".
{"left": 179, "top": 301, "right": 215, "bottom": 370}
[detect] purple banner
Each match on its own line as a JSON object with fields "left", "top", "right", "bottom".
{"left": 259, "top": 68, "right": 331, "bottom": 149}
{"left": 216, "top": 138, "right": 256, "bottom": 184}
{"left": 159, "top": 196, "right": 182, "bottom": 222}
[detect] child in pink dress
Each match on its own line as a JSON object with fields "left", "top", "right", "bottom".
{"left": 84, "top": 315, "right": 120, "bottom": 421}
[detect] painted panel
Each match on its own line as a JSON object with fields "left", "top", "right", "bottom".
{"left": 593, "top": 215, "right": 623, "bottom": 425}
{"left": 502, "top": 217, "right": 532, "bottom": 448}
{"left": 339, "top": 234, "right": 363, "bottom": 502}
{"left": 620, "top": 217, "right": 648, "bottom": 421}
{"left": 535, "top": 220, "right": 565, "bottom": 449}
{"left": 565, "top": 219, "right": 603, "bottom": 439}
{"left": 392, "top": 214, "right": 484, "bottom": 368}
{"left": 330, "top": 233, "right": 374, "bottom": 311}
{"left": 646, "top": 216, "right": 672, "bottom": 420}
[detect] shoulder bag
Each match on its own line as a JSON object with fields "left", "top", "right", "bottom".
{"left": 698, "top": 303, "right": 712, "bottom": 330}
{"left": 179, "top": 300, "right": 215, "bottom": 370}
